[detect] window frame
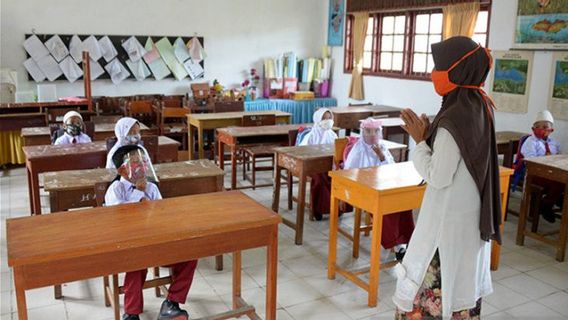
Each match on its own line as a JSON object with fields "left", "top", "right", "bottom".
{"left": 343, "top": 4, "right": 491, "bottom": 81}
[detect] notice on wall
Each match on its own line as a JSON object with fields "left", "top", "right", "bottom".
{"left": 548, "top": 51, "right": 568, "bottom": 120}
{"left": 488, "top": 50, "right": 534, "bottom": 114}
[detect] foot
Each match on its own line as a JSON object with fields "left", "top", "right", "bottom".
{"left": 314, "top": 213, "right": 323, "bottom": 221}
{"left": 158, "top": 299, "right": 189, "bottom": 320}
{"left": 122, "top": 315, "right": 140, "bottom": 320}
{"left": 541, "top": 205, "right": 556, "bottom": 223}
{"left": 395, "top": 248, "right": 406, "bottom": 262}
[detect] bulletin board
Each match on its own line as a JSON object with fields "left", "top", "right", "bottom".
{"left": 24, "top": 34, "right": 205, "bottom": 82}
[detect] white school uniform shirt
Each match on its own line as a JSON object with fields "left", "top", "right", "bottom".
{"left": 54, "top": 132, "right": 92, "bottom": 145}
{"left": 343, "top": 139, "right": 394, "bottom": 169}
{"left": 392, "top": 128, "right": 492, "bottom": 317}
{"left": 104, "top": 177, "right": 162, "bottom": 205}
{"left": 520, "top": 135, "right": 560, "bottom": 158}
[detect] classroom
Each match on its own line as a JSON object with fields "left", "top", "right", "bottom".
{"left": 1, "top": 0, "right": 567, "bottom": 319}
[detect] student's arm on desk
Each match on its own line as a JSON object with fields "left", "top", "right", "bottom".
{"left": 411, "top": 128, "right": 460, "bottom": 189}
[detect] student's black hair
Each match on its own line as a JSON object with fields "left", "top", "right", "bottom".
{"left": 111, "top": 144, "right": 144, "bottom": 182}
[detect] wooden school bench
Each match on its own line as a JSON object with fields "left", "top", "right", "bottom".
{"left": 271, "top": 140, "right": 407, "bottom": 245}
{"left": 187, "top": 110, "right": 291, "bottom": 159}
{"left": 7, "top": 191, "right": 280, "bottom": 320}
{"left": 22, "top": 137, "right": 180, "bottom": 215}
{"left": 330, "top": 105, "right": 403, "bottom": 133}
{"left": 327, "top": 163, "right": 513, "bottom": 307}
{"left": 516, "top": 154, "right": 568, "bottom": 261}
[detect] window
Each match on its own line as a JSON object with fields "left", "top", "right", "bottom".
{"left": 344, "top": 6, "right": 490, "bottom": 80}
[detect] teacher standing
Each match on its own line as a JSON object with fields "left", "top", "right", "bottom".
{"left": 393, "top": 36, "right": 501, "bottom": 319}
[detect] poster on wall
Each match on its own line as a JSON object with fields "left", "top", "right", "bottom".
{"left": 513, "top": 0, "right": 568, "bottom": 50}
{"left": 327, "top": 0, "right": 345, "bottom": 46}
{"left": 488, "top": 50, "right": 534, "bottom": 114}
{"left": 548, "top": 51, "right": 568, "bottom": 120}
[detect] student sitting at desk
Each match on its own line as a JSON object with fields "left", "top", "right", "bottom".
{"left": 105, "top": 144, "right": 197, "bottom": 320}
{"left": 343, "top": 118, "right": 414, "bottom": 261}
{"left": 53, "top": 111, "right": 92, "bottom": 145}
{"left": 520, "top": 110, "right": 563, "bottom": 222}
{"left": 297, "top": 108, "right": 338, "bottom": 220}
{"left": 106, "top": 117, "right": 150, "bottom": 169}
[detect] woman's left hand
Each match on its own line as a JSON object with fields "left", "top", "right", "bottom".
{"left": 401, "top": 109, "right": 430, "bottom": 144}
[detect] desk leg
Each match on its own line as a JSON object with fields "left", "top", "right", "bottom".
{"left": 287, "top": 172, "right": 293, "bottom": 210}
{"left": 26, "top": 163, "right": 34, "bottom": 214}
{"left": 232, "top": 251, "right": 242, "bottom": 310}
{"left": 327, "top": 193, "right": 339, "bottom": 280}
{"left": 294, "top": 175, "right": 307, "bottom": 245}
{"left": 230, "top": 144, "right": 237, "bottom": 190}
{"left": 491, "top": 188, "right": 509, "bottom": 270}
{"left": 29, "top": 167, "right": 41, "bottom": 215}
{"left": 198, "top": 127, "right": 204, "bottom": 159}
{"left": 218, "top": 139, "right": 224, "bottom": 171}
{"left": 215, "top": 255, "right": 224, "bottom": 271}
{"left": 14, "top": 267, "right": 28, "bottom": 320}
{"left": 368, "top": 212, "right": 383, "bottom": 307}
{"left": 188, "top": 125, "right": 194, "bottom": 160}
{"left": 556, "top": 187, "right": 568, "bottom": 262}
{"left": 266, "top": 226, "right": 278, "bottom": 320}
{"left": 272, "top": 166, "right": 282, "bottom": 213}
{"left": 516, "top": 174, "right": 533, "bottom": 246}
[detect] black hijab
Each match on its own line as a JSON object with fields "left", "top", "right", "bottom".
{"left": 428, "top": 36, "right": 502, "bottom": 244}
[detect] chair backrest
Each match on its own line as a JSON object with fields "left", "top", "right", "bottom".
{"left": 214, "top": 101, "right": 244, "bottom": 113}
{"left": 162, "top": 97, "right": 184, "bottom": 108}
{"left": 92, "top": 115, "right": 122, "bottom": 124}
{"left": 96, "top": 97, "right": 123, "bottom": 115}
{"left": 127, "top": 100, "right": 156, "bottom": 127}
{"left": 160, "top": 107, "right": 189, "bottom": 131}
{"left": 191, "top": 83, "right": 210, "bottom": 98}
{"left": 94, "top": 181, "right": 112, "bottom": 207}
{"left": 46, "top": 107, "right": 80, "bottom": 123}
{"left": 288, "top": 129, "right": 299, "bottom": 147}
{"left": 511, "top": 135, "right": 532, "bottom": 191}
{"left": 241, "top": 114, "right": 276, "bottom": 127}
{"left": 334, "top": 138, "right": 349, "bottom": 169}
{"left": 105, "top": 135, "right": 159, "bottom": 164}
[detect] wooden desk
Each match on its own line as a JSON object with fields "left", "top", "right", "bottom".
{"left": 0, "top": 100, "right": 91, "bottom": 112}
{"left": 7, "top": 191, "right": 280, "bottom": 320}
{"left": 331, "top": 105, "right": 403, "bottom": 131}
{"left": 272, "top": 140, "right": 407, "bottom": 245}
{"left": 516, "top": 155, "right": 568, "bottom": 261}
{"left": 187, "top": 110, "right": 292, "bottom": 159}
{"left": 217, "top": 124, "right": 302, "bottom": 190}
{"left": 496, "top": 131, "right": 526, "bottom": 168}
{"left": 327, "top": 163, "right": 513, "bottom": 307}
{"left": 0, "top": 113, "right": 46, "bottom": 131}
{"left": 21, "top": 123, "right": 151, "bottom": 146}
{"left": 23, "top": 138, "right": 181, "bottom": 215}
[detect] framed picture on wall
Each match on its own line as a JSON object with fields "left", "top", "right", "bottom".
{"left": 513, "top": 0, "right": 568, "bottom": 50}
{"left": 548, "top": 51, "right": 568, "bottom": 120}
{"left": 488, "top": 50, "right": 534, "bottom": 114}
{"left": 327, "top": 0, "right": 345, "bottom": 46}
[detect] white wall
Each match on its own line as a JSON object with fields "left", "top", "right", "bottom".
{"left": 1, "top": 0, "right": 328, "bottom": 97}
{"left": 329, "top": 0, "right": 568, "bottom": 151}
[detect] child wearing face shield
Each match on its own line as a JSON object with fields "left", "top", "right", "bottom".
{"left": 53, "top": 111, "right": 92, "bottom": 145}
{"left": 520, "top": 110, "right": 563, "bottom": 222}
{"left": 344, "top": 118, "right": 414, "bottom": 261}
{"left": 106, "top": 117, "right": 148, "bottom": 169}
{"left": 104, "top": 145, "right": 198, "bottom": 320}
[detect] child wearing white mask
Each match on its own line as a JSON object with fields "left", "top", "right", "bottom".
{"left": 106, "top": 117, "right": 150, "bottom": 169}
{"left": 298, "top": 108, "right": 337, "bottom": 146}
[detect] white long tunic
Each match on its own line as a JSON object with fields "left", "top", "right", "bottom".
{"left": 392, "top": 128, "right": 492, "bottom": 317}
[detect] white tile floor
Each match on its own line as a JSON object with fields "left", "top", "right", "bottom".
{"left": 1, "top": 165, "right": 568, "bottom": 320}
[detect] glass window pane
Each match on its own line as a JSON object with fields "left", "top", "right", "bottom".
{"left": 428, "top": 34, "right": 442, "bottom": 49}
{"left": 394, "top": 15, "right": 406, "bottom": 34}
{"left": 427, "top": 54, "right": 435, "bottom": 72}
{"left": 382, "top": 16, "right": 394, "bottom": 34}
{"left": 367, "top": 17, "right": 375, "bottom": 34}
{"left": 380, "top": 52, "right": 393, "bottom": 70}
{"left": 415, "top": 14, "right": 430, "bottom": 34}
{"left": 475, "top": 11, "right": 488, "bottom": 33}
{"left": 413, "top": 53, "right": 427, "bottom": 73}
{"left": 414, "top": 35, "right": 428, "bottom": 53}
{"left": 364, "top": 35, "right": 373, "bottom": 51}
{"left": 393, "top": 35, "right": 405, "bottom": 52}
{"left": 472, "top": 34, "right": 487, "bottom": 45}
{"left": 429, "top": 13, "right": 443, "bottom": 34}
{"left": 392, "top": 53, "right": 403, "bottom": 71}
{"left": 363, "top": 52, "right": 373, "bottom": 69}
{"left": 381, "top": 35, "right": 393, "bottom": 51}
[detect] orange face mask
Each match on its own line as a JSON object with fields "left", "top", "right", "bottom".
{"left": 431, "top": 44, "right": 493, "bottom": 96}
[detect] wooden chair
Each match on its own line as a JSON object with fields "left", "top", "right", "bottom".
{"left": 191, "top": 83, "right": 212, "bottom": 107}
{"left": 94, "top": 181, "right": 171, "bottom": 320}
{"left": 334, "top": 137, "right": 371, "bottom": 258}
{"left": 126, "top": 100, "right": 158, "bottom": 129}
{"left": 92, "top": 115, "right": 123, "bottom": 124}
{"left": 96, "top": 97, "right": 124, "bottom": 115}
{"left": 214, "top": 101, "right": 244, "bottom": 113}
{"left": 105, "top": 135, "right": 159, "bottom": 164}
{"left": 241, "top": 115, "right": 278, "bottom": 189}
{"left": 159, "top": 107, "right": 190, "bottom": 150}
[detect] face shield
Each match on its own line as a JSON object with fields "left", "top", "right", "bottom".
{"left": 362, "top": 127, "right": 382, "bottom": 146}
{"left": 120, "top": 148, "right": 158, "bottom": 183}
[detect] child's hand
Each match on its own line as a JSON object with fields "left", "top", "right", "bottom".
{"left": 140, "top": 197, "right": 148, "bottom": 202}
{"left": 135, "top": 180, "right": 147, "bottom": 192}
{"left": 372, "top": 144, "right": 386, "bottom": 162}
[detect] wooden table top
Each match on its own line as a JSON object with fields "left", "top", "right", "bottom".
{"left": 21, "top": 123, "right": 150, "bottom": 137}
{"left": 496, "top": 131, "right": 527, "bottom": 144}
{"left": 525, "top": 154, "right": 568, "bottom": 171}
{"left": 331, "top": 105, "right": 403, "bottom": 115}
{"left": 7, "top": 191, "right": 281, "bottom": 266}
{"left": 274, "top": 140, "right": 407, "bottom": 160}
{"left": 329, "top": 162, "right": 423, "bottom": 193}
{"left": 365, "top": 105, "right": 404, "bottom": 113}
{"left": 0, "top": 100, "right": 90, "bottom": 109}
{"left": 217, "top": 124, "right": 302, "bottom": 138}
{"left": 0, "top": 112, "right": 45, "bottom": 118}
{"left": 23, "top": 137, "right": 179, "bottom": 159}
{"left": 43, "top": 160, "right": 222, "bottom": 192}
{"left": 188, "top": 110, "right": 291, "bottom": 121}
{"left": 378, "top": 117, "right": 404, "bottom": 127}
